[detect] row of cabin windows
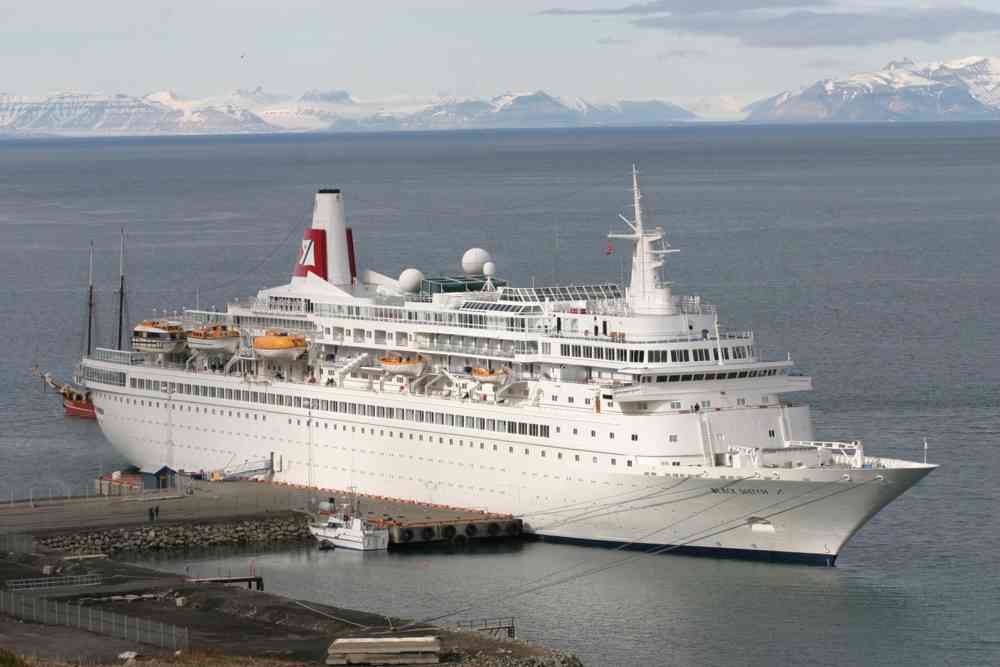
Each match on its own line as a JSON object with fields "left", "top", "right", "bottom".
{"left": 128, "top": 376, "right": 550, "bottom": 439}
{"left": 640, "top": 368, "right": 784, "bottom": 384}
{"left": 102, "top": 392, "right": 706, "bottom": 470}
{"left": 298, "top": 424, "right": 641, "bottom": 468}
{"left": 85, "top": 367, "right": 126, "bottom": 387}
{"left": 559, "top": 344, "right": 753, "bottom": 364}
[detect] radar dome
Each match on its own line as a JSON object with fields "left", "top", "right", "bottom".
{"left": 397, "top": 268, "right": 425, "bottom": 293}
{"left": 482, "top": 261, "right": 496, "bottom": 277}
{"left": 461, "top": 248, "right": 492, "bottom": 275}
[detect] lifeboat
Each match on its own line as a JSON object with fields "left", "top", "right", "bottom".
{"left": 378, "top": 354, "right": 426, "bottom": 377}
{"left": 132, "top": 320, "right": 187, "bottom": 354}
{"left": 471, "top": 367, "right": 509, "bottom": 384}
{"left": 187, "top": 324, "right": 241, "bottom": 354}
{"left": 253, "top": 331, "right": 306, "bottom": 362}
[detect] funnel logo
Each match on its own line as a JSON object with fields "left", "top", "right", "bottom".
{"left": 293, "top": 228, "right": 328, "bottom": 281}
{"left": 299, "top": 239, "right": 315, "bottom": 266}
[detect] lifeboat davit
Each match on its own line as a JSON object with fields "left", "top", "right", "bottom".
{"left": 471, "top": 367, "right": 509, "bottom": 384}
{"left": 378, "top": 354, "right": 426, "bottom": 377}
{"left": 132, "top": 320, "right": 187, "bottom": 354}
{"left": 187, "top": 324, "right": 241, "bottom": 354}
{"left": 253, "top": 331, "right": 306, "bottom": 362}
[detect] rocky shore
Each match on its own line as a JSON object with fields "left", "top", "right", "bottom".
{"left": 36, "top": 515, "right": 312, "bottom": 554}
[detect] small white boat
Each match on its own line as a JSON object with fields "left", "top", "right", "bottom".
{"left": 378, "top": 354, "right": 426, "bottom": 377}
{"left": 132, "top": 320, "right": 186, "bottom": 354}
{"left": 187, "top": 324, "right": 241, "bottom": 354}
{"left": 309, "top": 513, "right": 389, "bottom": 551}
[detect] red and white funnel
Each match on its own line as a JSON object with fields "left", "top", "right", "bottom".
{"left": 293, "top": 189, "right": 357, "bottom": 287}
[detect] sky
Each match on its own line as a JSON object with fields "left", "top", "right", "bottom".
{"left": 2, "top": 0, "right": 1000, "bottom": 107}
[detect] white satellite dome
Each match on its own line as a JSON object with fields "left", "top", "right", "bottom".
{"left": 461, "top": 248, "right": 492, "bottom": 275}
{"left": 397, "top": 268, "right": 425, "bottom": 293}
{"left": 482, "top": 261, "right": 496, "bottom": 277}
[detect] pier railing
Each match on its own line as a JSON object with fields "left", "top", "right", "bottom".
{"left": 0, "top": 589, "right": 190, "bottom": 651}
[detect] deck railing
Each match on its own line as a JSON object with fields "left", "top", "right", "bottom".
{"left": 90, "top": 348, "right": 145, "bottom": 365}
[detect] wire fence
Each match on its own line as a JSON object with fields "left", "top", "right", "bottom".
{"left": 5, "top": 573, "right": 102, "bottom": 591}
{"left": 0, "top": 589, "right": 190, "bottom": 651}
{"left": 0, "top": 532, "right": 34, "bottom": 553}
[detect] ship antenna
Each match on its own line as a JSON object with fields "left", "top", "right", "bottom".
{"left": 923, "top": 438, "right": 928, "bottom": 464}
{"left": 632, "top": 163, "right": 645, "bottom": 297}
{"left": 116, "top": 228, "right": 127, "bottom": 350}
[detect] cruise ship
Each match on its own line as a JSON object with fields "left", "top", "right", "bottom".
{"left": 80, "top": 168, "right": 935, "bottom": 565}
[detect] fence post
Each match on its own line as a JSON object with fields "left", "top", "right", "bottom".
{"left": 172, "top": 624, "right": 177, "bottom": 650}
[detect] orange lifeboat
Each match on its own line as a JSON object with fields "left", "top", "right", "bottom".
{"left": 187, "top": 324, "right": 241, "bottom": 354}
{"left": 253, "top": 331, "right": 306, "bottom": 362}
{"left": 471, "top": 367, "right": 509, "bottom": 384}
{"left": 378, "top": 354, "right": 426, "bottom": 377}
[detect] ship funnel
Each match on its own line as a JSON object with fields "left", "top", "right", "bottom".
{"left": 293, "top": 189, "right": 356, "bottom": 286}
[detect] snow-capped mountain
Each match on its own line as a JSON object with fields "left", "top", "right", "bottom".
{"left": 338, "top": 91, "right": 695, "bottom": 131}
{"left": 0, "top": 87, "right": 696, "bottom": 136}
{"left": 0, "top": 91, "right": 273, "bottom": 135}
{"left": 746, "top": 56, "right": 1000, "bottom": 122}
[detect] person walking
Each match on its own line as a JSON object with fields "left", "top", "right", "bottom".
{"left": 154, "top": 505, "right": 160, "bottom": 521}
{"left": 148, "top": 507, "right": 154, "bottom": 523}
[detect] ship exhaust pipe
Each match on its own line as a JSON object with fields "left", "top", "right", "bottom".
{"left": 293, "top": 189, "right": 354, "bottom": 287}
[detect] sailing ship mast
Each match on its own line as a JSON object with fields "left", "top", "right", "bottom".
{"left": 116, "top": 228, "right": 127, "bottom": 350}
{"left": 86, "top": 241, "right": 95, "bottom": 357}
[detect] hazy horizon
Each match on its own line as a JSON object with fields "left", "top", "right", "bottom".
{"left": 3, "top": 1, "right": 1000, "bottom": 106}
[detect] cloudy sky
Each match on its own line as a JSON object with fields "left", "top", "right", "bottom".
{"left": 2, "top": 0, "right": 999, "bottom": 105}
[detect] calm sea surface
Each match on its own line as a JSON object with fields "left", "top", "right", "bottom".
{"left": 1, "top": 125, "right": 998, "bottom": 666}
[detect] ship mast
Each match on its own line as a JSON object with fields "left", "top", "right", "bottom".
{"left": 116, "top": 228, "right": 127, "bottom": 350}
{"left": 607, "top": 164, "right": 678, "bottom": 315}
{"left": 86, "top": 241, "right": 95, "bottom": 357}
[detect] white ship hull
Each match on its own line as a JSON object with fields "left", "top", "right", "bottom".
{"left": 87, "top": 378, "right": 933, "bottom": 565}
{"left": 309, "top": 523, "right": 390, "bottom": 551}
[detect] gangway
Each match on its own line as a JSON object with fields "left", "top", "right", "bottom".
{"left": 213, "top": 455, "right": 274, "bottom": 481}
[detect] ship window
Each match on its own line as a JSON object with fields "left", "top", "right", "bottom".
{"left": 738, "top": 372, "right": 748, "bottom": 379}
{"left": 541, "top": 425, "right": 550, "bottom": 438}
{"left": 727, "top": 372, "right": 739, "bottom": 379}
{"left": 551, "top": 395, "right": 558, "bottom": 402}
{"left": 518, "top": 423, "right": 528, "bottom": 435}
{"left": 493, "top": 444, "right": 498, "bottom": 451}
{"left": 590, "top": 430, "right": 596, "bottom": 437}
{"left": 631, "top": 434, "right": 638, "bottom": 441}
{"left": 737, "top": 398, "right": 747, "bottom": 406}
{"left": 568, "top": 397, "right": 574, "bottom": 404}
{"left": 509, "top": 447, "right": 514, "bottom": 453}
{"left": 769, "top": 429, "right": 776, "bottom": 438}
{"left": 524, "top": 449, "right": 530, "bottom": 455}
{"left": 749, "top": 370, "right": 758, "bottom": 377}
{"left": 669, "top": 434, "right": 678, "bottom": 442}
{"left": 611, "top": 458, "right": 617, "bottom": 465}
{"left": 575, "top": 455, "right": 580, "bottom": 462}
{"left": 592, "top": 456, "right": 598, "bottom": 463}
{"left": 656, "top": 375, "right": 668, "bottom": 382}
{"left": 572, "top": 428, "right": 578, "bottom": 435}
{"left": 681, "top": 374, "right": 692, "bottom": 382}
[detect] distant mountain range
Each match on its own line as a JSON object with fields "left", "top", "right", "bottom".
{"left": 0, "top": 88, "right": 694, "bottom": 136}
{"left": 746, "top": 56, "right": 1000, "bottom": 122}
{"left": 2, "top": 56, "right": 999, "bottom": 136}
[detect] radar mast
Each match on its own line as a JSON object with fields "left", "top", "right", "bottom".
{"left": 607, "top": 164, "right": 678, "bottom": 315}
